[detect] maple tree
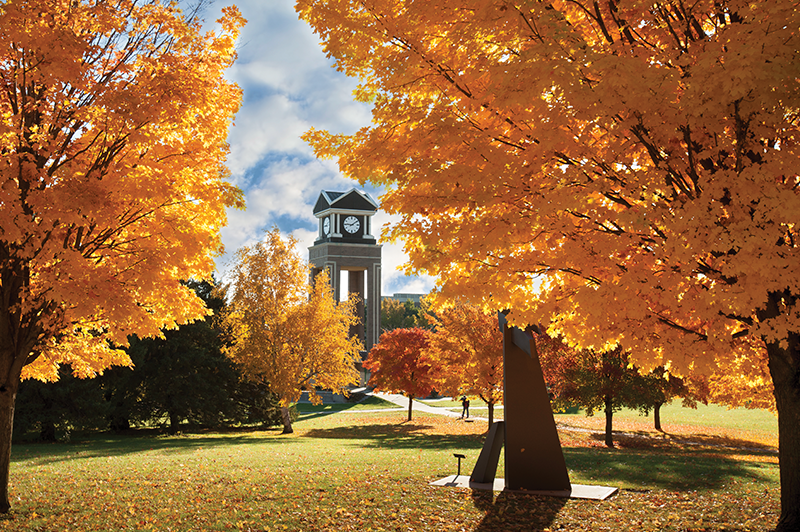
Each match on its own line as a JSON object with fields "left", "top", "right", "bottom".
{"left": 641, "top": 367, "right": 708, "bottom": 432}
{"left": 540, "top": 341, "right": 651, "bottom": 447}
{"left": 425, "top": 302, "right": 503, "bottom": 428}
{"left": 221, "top": 228, "right": 363, "bottom": 434}
{"left": 299, "top": 0, "right": 800, "bottom": 528}
{"left": 0, "top": 0, "right": 243, "bottom": 512}
{"left": 363, "top": 327, "right": 437, "bottom": 421}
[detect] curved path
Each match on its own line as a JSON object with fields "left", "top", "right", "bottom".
{"left": 370, "top": 392, "right": 492, "bottom": 421}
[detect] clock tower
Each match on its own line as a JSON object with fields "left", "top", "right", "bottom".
{"left": 309, "top": 189, "right": 382, "bottom": 357}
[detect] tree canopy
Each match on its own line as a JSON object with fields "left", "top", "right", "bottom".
{"left": 425, "top": 302, "right": 503, "bottom": 427}
{"left": 541, "top": 342, "right": 654, "bottom": 447}
{"left": 381, "top": 298, "right": 427, "bottom": 331}
{"left": 14, "top": 280, "right": 283, "bottom": 440}
{"left": 222, "top": 228, "right": 363, "bottom": 434}
{"left": 299, "top": 1, "right": 800, "bottom": 528}
{"left": 0, "top": 0, "right": 244, "bottom": 512}
{"left": 364, "top": 327, "right": 437, "bottom": 421}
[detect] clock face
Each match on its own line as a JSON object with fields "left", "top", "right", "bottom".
{"left": 343, "top": 215, "right": 360, "bottom": 234}
{"left": 323, "top": 217, "right": 331, "bottom": 235}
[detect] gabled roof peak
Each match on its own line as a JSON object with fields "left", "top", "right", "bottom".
{"left": 313, "top": 188, "right": 379, "bottom": 216}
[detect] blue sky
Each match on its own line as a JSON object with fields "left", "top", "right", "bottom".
{"left": 205, "top": 0, "right": 434, "bottom": 297}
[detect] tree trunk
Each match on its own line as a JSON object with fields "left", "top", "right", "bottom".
{"left": 756, "top": 291, "right": 800, "bottom": 531}
{"left": 407, "top": 394, "right": 413, "bottom": 421}
{"left": 168, "top": 410, "right": 181, "bottom": 435}
{"left": 1, "top": 251, "right": 46, "bottom": 513}
{"left": 766, "top": 336, "right": 800, "bottom": 532}
{"left": 280, "top": 405, "right": 293, "bottom": 434}
{"left": 654, "top": 402, "right": 663, "bottom": 432}
{"left": 487, "top": 401, "right": 494, "bottom": 429}
{"left": 604, "top": 395, "right": 614, "bottom": 448}
{"left": 0, "top": 378, "right": 20, "bottom": 513}
{"left": 40, "top": 421, "right": 56, "bottom": 442}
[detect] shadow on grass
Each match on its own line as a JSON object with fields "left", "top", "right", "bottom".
{"left": 564, "top": 446, "right": 776, "bottom": 491}
{"left": 295, "top": 395, "right": 400, "bottom": 415}
{"left": 10, "top": 427, "right": 290, "bottom": 466}
{"left": 302, "top": 423, "right": 486, "bottom": 450}
{"left": 470, "top": 490, "right": 566, "bottom": 531}
{"left": 659, "top": 431, "right": 776, "bottom": 453}
{"left": 557, "top": 421, "right": 777, "bottom": 454}
{"left": 594, "top": 430, "right": 777, "bottom": 454}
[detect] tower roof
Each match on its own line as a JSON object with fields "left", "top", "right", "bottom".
{"left": 313, "top": 188, "right": 379, "bottom": 216}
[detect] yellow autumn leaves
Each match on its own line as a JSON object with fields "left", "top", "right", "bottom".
{"left": 220, "top": 228, "right": 363, "bottom": 432}
{"left": 1, "top": 0, "right": 245, "bottom": 382}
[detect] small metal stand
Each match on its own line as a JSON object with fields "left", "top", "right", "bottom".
{"left": 453, "top": 453, "right": 466, "bottom": 477}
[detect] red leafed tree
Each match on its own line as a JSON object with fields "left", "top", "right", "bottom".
{"left": 363, "top": 328, "right": 437, "bottom": 421}
{"left": 425, "top": 303, "right": 503, "bottom": 428}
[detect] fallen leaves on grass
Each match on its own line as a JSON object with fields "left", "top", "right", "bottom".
{"left": 1, "top": 411, "right": 780, "bottom": 531}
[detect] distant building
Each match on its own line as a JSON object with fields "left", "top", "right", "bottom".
{"left": 383, "top": 293, "right": 426, "bottom": 305}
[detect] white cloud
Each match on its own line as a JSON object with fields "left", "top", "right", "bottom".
{"left": 220, "top": 0, "right": 371, "bottom": 181}
{"left": 290, "top": 227, "right": 319, "bottom": 261}
{"left": 207, "top": 0, "right": 431, "bottom": 296}
{"left": 226, "top": 95, "right": 312, "bottom": 179}
{"left": 371, "top": 210, "right": 436, "bottom": 296}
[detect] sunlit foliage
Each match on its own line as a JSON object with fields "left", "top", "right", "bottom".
{"left": 0, "top": 0, "right": 244, "bottom": 512}
{"left": 364, "top": 327, "right": 438, "bottom": 421}
{"left": 299, "top": 1, "right": 800, "bottom": 527}
{"left": 222, "top": 228, "right": 363, "bottom": 434}
{"left": 425, "top": 302, "right": 503, "bottom": 428}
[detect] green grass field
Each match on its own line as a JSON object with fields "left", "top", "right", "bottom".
{"left": 0, "top": 403, "right": 780, "bottom": 531}
{"left": 295, "top": 395, "right": 400, "bottom": 414}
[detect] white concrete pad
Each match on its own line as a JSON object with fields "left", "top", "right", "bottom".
{"left": 430, "top": 475, "right": 618, "bottom": 500}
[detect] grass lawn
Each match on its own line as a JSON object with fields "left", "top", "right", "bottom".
{"left": 1, "top": 404, "right": 779, "bottom": 531}
{"left": 295, "top": 395, "right": 401, "bottom": 414}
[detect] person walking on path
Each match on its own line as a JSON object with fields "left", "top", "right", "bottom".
{"left": 460, "top": 396, "right": 470, "bottom": 419}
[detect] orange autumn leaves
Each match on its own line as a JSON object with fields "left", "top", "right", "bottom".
{"left": 298, "top": 0, "right": 800, "bottom": 381}
{"left": 0, "top": 0, "right": 244, "bottom": 513}
{"left": 1, "top": 0, "right": 245, "bottom": 381}
{"left": 364, "top": 303, "right": 503, "bottom": 421}
{"left": 298, "top": 2, "right": 800, "bottom": 521}
{"left": 364, "top": 327, "right": 436, "bottom": 420}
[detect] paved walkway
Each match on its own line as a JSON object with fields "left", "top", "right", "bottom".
{"left": 371, "top": 392, "right": 486, "bottom": 421}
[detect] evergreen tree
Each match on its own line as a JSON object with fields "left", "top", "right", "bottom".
{"left": 14, "top": 373, "right": 109, "bottom": 442}
{"left": 15, "top": 280, "right": 284, "bottom": 438}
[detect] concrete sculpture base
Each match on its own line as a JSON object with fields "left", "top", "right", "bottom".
{"left": 430, "top": 475, "right": 618, "bottom": 501}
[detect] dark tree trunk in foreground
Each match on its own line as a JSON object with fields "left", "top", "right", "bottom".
{"left": 604, "top": 396, "right": 614, "bottom": 448}
{"left": 766, "top": 337, "right": 800, "bottom": 532}
{"left": 654, "top": 403, "right": 663, "bottom": 432}
{"left": 0, "top": 380, "right": 19, "bottom": 513}
{"left": 407, "top": 394, "right": 413, "bottom": 421}
{"left": 0, "top": 254, "right": 41, "bottom": 513}
{"left": 758, "top": 291, "right": 800, "bottom": 532}
{"left": 487, "top": 401, "right": 494, "bottom": 429}
{"left": 280, "top": 406, "right": 293, "bottom": 434}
